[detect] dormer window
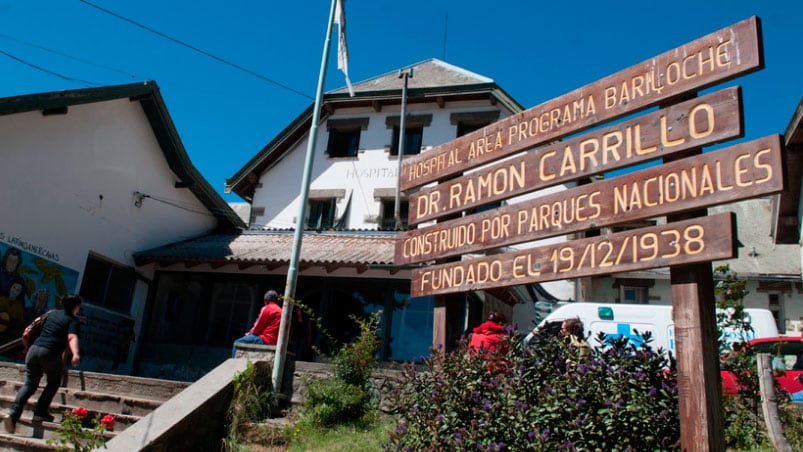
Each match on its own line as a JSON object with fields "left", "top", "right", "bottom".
{"left": 326, "top": 118, "right": 369, "bottom": 158}
{"left": 451, "top": 111, "right": 501, "bottom": 137}
{"left": 386, "top": 114, "right": 432, "bottom": 156}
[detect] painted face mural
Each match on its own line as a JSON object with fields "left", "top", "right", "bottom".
{"left": 0, "top": 242, "right": 78, "bottom": 346}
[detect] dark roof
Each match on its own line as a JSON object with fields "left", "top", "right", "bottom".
{"left": 225, "top": 59, "right": 522, "bottom": 201}
{"left": 133, "top": 229, "right": 401, "bottom": 270}
{"left": 0, "top": 82, "right": 245, "bottom": 229}
{"left": 774, "top": 96, "right": 803, "bottom": 244}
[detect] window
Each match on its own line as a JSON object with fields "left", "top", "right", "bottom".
{"left": 326, "top": 118, "right": 369, "bottom": 158}
{"left": 327, "top": 128, "right": 361, "bottom": 157}
{"left": 307, "top": 198, "right": 336, "bottom": 229}
{"left": 620, "top": 286, "right": 648, "bottom": 304}
{"left": 389, "top": 125, "right": 423, "bottom": 156}
{"left": 380, "top": 199, "right": 409, "bottom": 230}
{"left": 79, "top": 254, "right": 137, "bottom": 313}
{"left": 386, "top": 114, "right": 431, "bottom": 156}
{"left": 769, "top": 293, "right": 783, "bottom": 332}
{"left": 457, "top": 121, "right": 484, "bottom": 137}
{"left": 451, "top": 111, "right": 500, "bottom": 137}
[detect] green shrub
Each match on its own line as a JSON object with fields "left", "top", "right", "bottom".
{"left": 224, "top": 360, "right": 273, "bottom": 451}
{"left": 298, "top": 312, "right": 382, "bottom": 430}
{"left": 301, "top": 378, "right": 369, "bottom": 427}
{"left": 385, "top": 328, "right": 679, "bottom": 451}
{"left": 333, "top": 312, "right": 382, "bottom": 388}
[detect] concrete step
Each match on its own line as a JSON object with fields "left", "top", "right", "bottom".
{"left": 0, "top": 363, "right": 189, "bottom": 403}
{"left": 0, "top": 362, "right": 189, "bottom": 451}
{"left": 0, "top": 433, "right": 55, "bottom": 452}
{"left": 0, "top": 395, "right": 141, "bottom": 430}
{"left": 0, "top": 417, "right": 116, "bottom": 450}
{"left": 0, "top": 381, "right": 160, "bottom": 418}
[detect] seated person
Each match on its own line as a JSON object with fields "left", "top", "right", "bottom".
{"left": 232, "top": 290, "right": 282, "bottom": 357}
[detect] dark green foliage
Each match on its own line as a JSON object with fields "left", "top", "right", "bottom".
{"left": 333, "top": 312, "right": 382, "bottom": 388}
{"left": 385, "top": 327, "right": 680, "bottom": 451}
{"left": 299, "top": 312, "right": 382, "bottom": 429}
{"left": 224, "top": 361, "right": 274, "bottom": 451}
{"left": 301, "top": 378, "right": 370, "bottom": 427}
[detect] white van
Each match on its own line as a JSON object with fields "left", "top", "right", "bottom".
{"left": 525, "top": 302, "right": 779, "bottom": 356}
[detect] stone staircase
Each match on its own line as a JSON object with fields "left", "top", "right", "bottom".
{"left": 0, "top": 362, "right": 189, "bottom": 451}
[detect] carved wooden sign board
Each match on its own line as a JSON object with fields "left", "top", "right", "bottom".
{"left": 394, "top": 17, "right": 777, "bottom": 298}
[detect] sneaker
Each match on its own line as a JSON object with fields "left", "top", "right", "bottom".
{"left": 3, "top": 415, "right": 15, "bottom": 434}
{"left": 32, "top": 413, "right": 55, "bottom": 423}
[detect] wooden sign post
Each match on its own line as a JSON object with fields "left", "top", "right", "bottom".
{"left": 395, "top": 17, "right": 768, "bottom": 451}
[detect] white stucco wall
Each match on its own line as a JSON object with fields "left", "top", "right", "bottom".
{"left": 251, "top": 100, "right": 513, "bottom": 230}
{"left": 0, "top": 97, "right": 218, "bottom": 298}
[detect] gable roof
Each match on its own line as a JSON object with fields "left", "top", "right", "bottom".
{"left": 225, "top": 58, "right": 522, "bottom": 201}
{"left": 0, "top": 81, "right": 245, "bottom": 229}
{"left": 329, "top": 58, "right": 494, "bottom": 94}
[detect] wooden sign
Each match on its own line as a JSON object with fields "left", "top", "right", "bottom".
{"left": 400, "top": 16, "right": 762, "bottom": 191}
{"left": 395, "top": 135, "right": 782, "bottom": 265}
{"left": 409, "top": 88, "right": 743, "bottom": 224}
{"left": 410, "top": 213, "right": 735, "bottom": 297}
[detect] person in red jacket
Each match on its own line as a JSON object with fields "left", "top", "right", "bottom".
{"left": 469, "top": 311, "right": 507, "bottom": 352}
{"left": 232, "top": 290, "right": 282, "bottom": 357}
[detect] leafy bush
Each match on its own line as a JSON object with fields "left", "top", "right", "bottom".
{"left": 298, "top": 312, "right": 382, "bottom": 429}
{"left": 224, "top": 360, "right": 274, "bottom": 451}
{"left": 385, "top": 327, "right": 679, "bottom": 451}
{"left": 333, "top": 312, "right": 382, "bottom": 388}
{"left": 301, "top": 378, "right": 370, "bottom": 427}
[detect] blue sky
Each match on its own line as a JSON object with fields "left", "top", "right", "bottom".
{"left": 1, "top": 1, "right": 800, "bottom": 202}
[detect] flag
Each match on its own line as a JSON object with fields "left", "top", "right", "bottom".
{"left": 334, "top": 0, "right": 354, "bottom": 96}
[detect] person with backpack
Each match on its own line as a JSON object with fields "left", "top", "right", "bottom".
{"left": 3, "top": 294, "right": 82, "bottom": 433}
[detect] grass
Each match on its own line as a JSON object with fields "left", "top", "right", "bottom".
{"left": 288, "top": 419, "right": 394, "bottom": 452}
{"left": 239, "top": 418, "right": 395, "bottom": 452}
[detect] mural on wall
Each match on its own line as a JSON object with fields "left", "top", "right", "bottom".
{"left": 0, "top": 240, "right": 79, "bottom": 346}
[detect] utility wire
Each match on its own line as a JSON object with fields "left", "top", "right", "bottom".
{"left": 79, "top": 0, "right": 314, "bottom": 100}
{"left": 0, "top": 32, "right": 138, "bottom": 79}
{"left": 0, "top": 49, "right": 99, "bottom": 86}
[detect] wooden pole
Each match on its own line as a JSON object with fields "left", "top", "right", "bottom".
{"left": 671, "top": 263, "right": 724, "bottom": 451}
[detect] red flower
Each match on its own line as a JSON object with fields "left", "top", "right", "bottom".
{"left": 100, "top": 415, "right": 115, "bottom": 430}
{"left": 73, "top": 407, "right": 88, "bottom": 419}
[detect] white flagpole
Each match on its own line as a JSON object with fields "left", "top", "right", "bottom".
{"left": 272, "top": 0, "right": 339, "bottom": 394}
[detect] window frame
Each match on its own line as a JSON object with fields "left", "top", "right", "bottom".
{"left": 307, "top": 198, "right": 337, "bottom": 230}
{"left": 379, "top": 198, "right": 410, "bottom": 230}
{"left": 389, "top": 125, "right": 424, "bottom": 156}
{"left": 451, "top": 111, "right": 500, "bottom": 138}
{"left": 79, "top": 253, "right": 138, "bottom": 314}
{"left": 326, "top": 118, "right": 369, "bottom": 158}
